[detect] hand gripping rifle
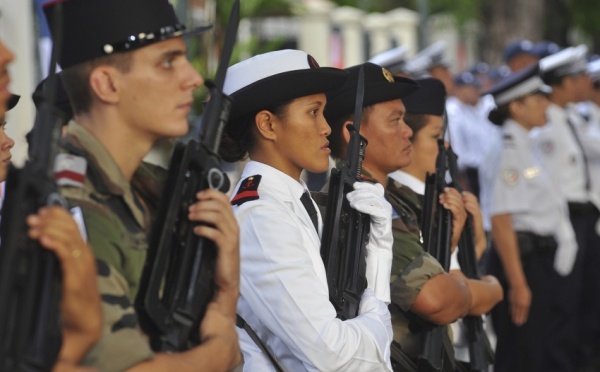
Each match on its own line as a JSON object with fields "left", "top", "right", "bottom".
{"left": 0, "top": 4, "right": 67, "bottom": 371}
{"left": 446, "top": 140, "right": 494, "bottom": 372}
{"left": 321, "top": 67, "right": 370, "bottom": 320}
{"left": 417, "top": 112, "right": 455, "bottom": 372}
{"left": 135, "top": 0, "right": 239, "bottom": 352}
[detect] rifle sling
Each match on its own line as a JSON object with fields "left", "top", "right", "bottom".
{"left": 236, "top": 314, "right": 284, "bottom": 372}
{"left": 390, "top": 341, "right": 417, "bottom": 372}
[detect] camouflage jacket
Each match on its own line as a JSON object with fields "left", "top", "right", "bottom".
{"left": 57, "top": 122, "right": 166, "bottom": 372}
{"left": 360, "top": 171, "right": 445, "bottom": 360}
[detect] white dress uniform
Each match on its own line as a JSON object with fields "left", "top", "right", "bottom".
{"left": 530, "top": 102, "right": 590, "bottom": 203}
{"left": 233, "top": 161, "right": 392, "bottom": 371}
{"left": 482, "top": 119, "right": 573, "bottom": 238}
{"left": 573, "top": 102, "right": 600, "bottom": 208}
{"left": 446, "top": 96, "right": 500, "bottom": 173}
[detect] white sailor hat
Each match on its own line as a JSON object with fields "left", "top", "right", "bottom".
{"left": 540, "top": 45, "right": 588, "bottom": 82}
{"left": 404, "top": 41, "right": 450, "bottom": 77}
{"left": 485, "top": 63, "right": 551, "bottom": 107}
{"left": 587, "top": 59, "right": 600, "bottom": 83}
{"left": 368, "top": 45, "right": 409, "bottom": 74}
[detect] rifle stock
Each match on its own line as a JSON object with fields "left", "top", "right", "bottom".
{"left": 134, "top": 0, "right": 239, "bottom": 352}
{"left": 321, "top": 67, "right": 370, "bottom": 320}
{"left": 0, "top": 4, "right": 66, "bottom": 370}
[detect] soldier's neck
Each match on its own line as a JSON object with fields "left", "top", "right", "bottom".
{"left": 74, "top": 112, "right": 154, "bottom": 181}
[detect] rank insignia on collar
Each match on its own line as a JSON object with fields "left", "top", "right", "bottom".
{"left": 54, "top": 153, "right": 87, "bottom": 188}
{"left": 231, "top": 175, "right": 262, "bottom": 206}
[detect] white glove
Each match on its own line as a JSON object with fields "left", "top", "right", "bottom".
{"left": 347, "top": 182, "right": 393, "bottom": 303}
{"left": 358, "top": 288, "right": 393, "bottom": 371}
{"left": 554, "top": 217, "right": 578, "bottom": 276}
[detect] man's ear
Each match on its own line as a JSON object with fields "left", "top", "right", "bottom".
{"left": 255, "top": 110, "right": 278, "bottom": 141}
{"left": 341, "top": 121, "right": 353, "bottom": 145}
{"left": 89, "top": 66, "right": 120, "bottom": 104}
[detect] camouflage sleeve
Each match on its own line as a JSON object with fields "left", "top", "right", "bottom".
{"left": 82, "top": 259, "right": 154, "bottom": 372}
{"left": 390, "top": 217, "right": 444, "bottom": 312}
{"left": 64, "top": 195, "right": 153, "bottom": 371}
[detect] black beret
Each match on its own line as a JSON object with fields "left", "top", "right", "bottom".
{"left": 402, "top": 78, "right": 446, "bottom": 116}
{"left": 324, "top": 62, "right": 419, "bottom": 123}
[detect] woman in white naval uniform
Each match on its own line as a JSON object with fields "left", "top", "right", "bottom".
{"left": 479, "top": 63, "right": 578, "bottom": 372}
{"left": 220, "top": 50, "right": 395, "bottom": 371}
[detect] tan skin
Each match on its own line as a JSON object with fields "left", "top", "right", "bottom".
{"left": 507, "top": 54, "right": 539, "bottom": 73}
{"left": 0, "top": 40, "right": 15, "bottom": 182}
{"left": 429, "top": 66, "right": 455, "bottom": 97}
{"left": 339, "top": 99, "right": 472, "bottom": 324}
{"left": 0, "top": 117, "right": 15, "bottom": 182}
{"left": 401, "top": 114, "right": 503, "bottom": 317}
{"left": 27, "top": 208, "right": 102, "bottom": 372}
{"left": 491, "top": 93, "right": 549, "bottom": 325}
{"left": 74, "top": 37, "right": 241, "bottom": 371}
{"left": 250, "top": 93, "right": 331, "bottom": 180}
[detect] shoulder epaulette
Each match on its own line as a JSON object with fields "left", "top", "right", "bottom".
{"left": 231, "top": 175, "right": 262, "bottom": 206}
{"left": 54, "top": 153, "right": 87, "bottom": 188}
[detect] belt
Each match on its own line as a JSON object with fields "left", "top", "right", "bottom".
{"left": 568, "top": 201, "right": 598, "bottom": 216}
{"left": 515, "top": 231, "right": 557, "bottom": 257}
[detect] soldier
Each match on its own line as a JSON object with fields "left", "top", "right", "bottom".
{"left": 445, "top": 71, "right": 489, "bottom": 197}
{"left": 385, "top": 77, "right": 503, "bottom": 370}
{"left": 479, "top": 63, "right": 578, "bottom": 372}
{"left": 220, "top": 49, "right": 395, "bottom": 371}
{"left": 42, "top": 0, "right": 241, "bottom": 370}
{"left": 326, "top": 64, "right": 477, "bottom": 370}
{"left": 532, "top": 45, "right": 600, "bottom": 371}
{"left": 404, "top": 41, "right": 455, "bottom": 95}
{"left": 503, "top": 39, "right": 538, "bottom": 72}
{"left": 0, "top": 38, "right": 102, "bottom": 371}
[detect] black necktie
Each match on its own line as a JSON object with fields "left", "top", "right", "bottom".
{"left": 566, "top": 118, "right": 591, "bottom": 192}
{"left": 300, "top": 191, "right": 319, "bottom": 233}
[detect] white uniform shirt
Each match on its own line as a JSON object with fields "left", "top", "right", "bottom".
{"left": 573, "top": 102, "right": 600, "bottom": 207}
{"left": 234, "top": 161, "right": 391, "bottom": 371}
{"left": 530, "top": 103, "right": 589, "bottom": 203}
{"left": 482, "top": 119, "right": 567, "bottom": 234}
{"left": 446, "top": 96, "right": 500, "bottom": 171}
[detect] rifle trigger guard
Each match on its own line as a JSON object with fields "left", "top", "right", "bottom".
{"left": 208, "top": 168, "right": 225, "bottom": 191}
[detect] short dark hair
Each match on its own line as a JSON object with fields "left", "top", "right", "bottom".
{"left": 403, "top": 112, "right": 429, "bottom": 142}
{"left": 60, "top": 52, "right": 132, "bottom": 115}
{"left": 219, "top": 100, "right": 291, "bottom": 163}
{"left": 328, "top": 106, "right": 372, "bottom": 159}
{"left": 488, "top": 104, "right": 511, "bottom": 125}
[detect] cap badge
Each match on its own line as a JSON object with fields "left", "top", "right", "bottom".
{"left": 382, "top": 68, "right": 394, "bottom": 83}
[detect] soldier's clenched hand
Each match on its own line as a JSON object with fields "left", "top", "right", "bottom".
{"left": 27, "top": 206, "right": 102, "bottom": 365}
{"left": 188, "top": 189, "right": 240, "bottom": 317}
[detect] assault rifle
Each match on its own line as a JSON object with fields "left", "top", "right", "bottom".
{"left": 418, "top": 113, "right": 455, "bottom": 372}
{"left": 135, "top": 0, "right": 238, "bottom": 352}
{"left": 321, "top": 67, "right": 370, "bottom": 320}
{"left": 0, "top": 4, "right": 66, "bottom": 370}
{"left": 447, "top": 145, "right": 494, "bottom": 372}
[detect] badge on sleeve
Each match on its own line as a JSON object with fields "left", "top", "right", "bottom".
{"left": 502, "top": 168, "right": 519, "bottom": 186}
{"left": 54, "top": 153, "right": 87, "bottom": 188}
{"left": 231, "top": 175, "right": 262, "bottom": 206}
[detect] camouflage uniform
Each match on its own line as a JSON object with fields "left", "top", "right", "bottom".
{"left": 360, "top": 171, "right": 445, "bottom": 360}
{"left": 57, "top": 122, "right": 166, "bottom": 371}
